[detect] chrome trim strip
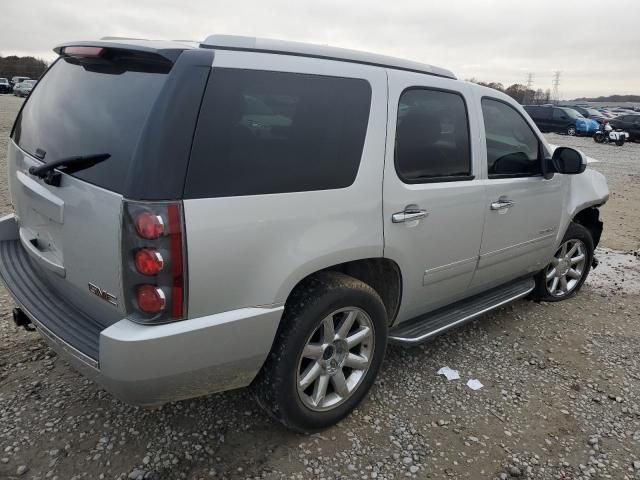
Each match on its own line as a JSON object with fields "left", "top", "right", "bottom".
{"left": 423, "top": 256, "right": 478, "bottom": 286}
{"left": 481, "top": 234, "right": 555, "bottom": 259}
{"left": 389, "top": 282, "right": 534, "bottom": 345}
{"left": 424, "top": 256, "right": 477, "bottom": 275}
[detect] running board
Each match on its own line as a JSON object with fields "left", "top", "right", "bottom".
{"left": 389, "top": 278, "right": 535, "bottom": 345}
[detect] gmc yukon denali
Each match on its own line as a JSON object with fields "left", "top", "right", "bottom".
{"left": 0, "top": 35, "right": 608, "bottom": 432}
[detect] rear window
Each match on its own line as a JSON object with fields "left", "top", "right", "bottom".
{"left": 185, "top": 68, "right": 372, "bottom": 198}
{"left": 12, "top": 54, "right": 170, "bottom": 193}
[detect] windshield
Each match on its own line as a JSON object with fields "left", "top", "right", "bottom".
{"left": 12, "top": 55, "right": 170, "bottom": 193}
{"left": 586, "top": 108, "right": 601, "bottom": 116}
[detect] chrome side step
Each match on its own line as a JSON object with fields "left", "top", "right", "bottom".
{"left": 389, "top": 278, "right": 535, "bottom": 345}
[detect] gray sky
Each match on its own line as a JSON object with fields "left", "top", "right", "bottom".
{"left": 1, "top": 0, "right": 638, "bottom": 99}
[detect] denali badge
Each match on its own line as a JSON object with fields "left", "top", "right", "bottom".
{"left": 88, "top": 283, "right": 118, "bottom": 306}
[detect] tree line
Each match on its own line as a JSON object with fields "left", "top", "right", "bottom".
{"left": 0, "top": 56, "right": 48, "bottom": 80}
{"left": 466, "top": 78, "right": 551, "bottom": 105}
{"left": 572, "top": 94, "right": 640, "bottom": 102}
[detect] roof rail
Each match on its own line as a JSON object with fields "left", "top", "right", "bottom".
{"left": 200, "top": 35, "right": 456, "bottom": 79}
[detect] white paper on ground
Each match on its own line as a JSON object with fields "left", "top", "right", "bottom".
{"left": 437, "top": 366, "right": 460, "bottom": 381}
{"left": 466, "top": 379, "right": 484, "bottom": 390}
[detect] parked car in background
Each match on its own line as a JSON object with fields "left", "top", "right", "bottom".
{"left": 568, "top": 106, "right": 606, "bottom": 124}
{"left": 609, "top": 108, "right": 636, "bottom": 116}
{"left": 0, "top": 78, "right": 11, "bottom": 94}
{"left": 524, "top": 105, "right": 599, "bottom": 136}
{"left": 13, "top": 80, "right": 36, "bottom": 97}
{"left": 596, "top": 109, "right": 613, "bottom": 118}
{"left": 10, "top": 76, "right": 30, "bottom": 87}
{"left": 609, "top": 114, "right": 640, "bottom": 142}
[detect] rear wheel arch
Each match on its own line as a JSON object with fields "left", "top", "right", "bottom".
{"left": 282, "top": 258, "right": 403, "bottom": 326}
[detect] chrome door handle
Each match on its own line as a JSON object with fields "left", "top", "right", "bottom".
{"left": 392, "top": 207, "right": 428, "bottom": 223}
{"left": 490, "top": 199, "right": 515, "bottom": 211}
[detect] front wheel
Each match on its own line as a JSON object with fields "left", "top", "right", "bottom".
{"left": 567, "top": 126, "right": 577, "bottom": 136}
{"left": 533, "top": 223, "right": 594, "bottom": 302}
{"left": 253, "top": 271, "right": 388, "bottom": 432}
{"left": 593, "top": 132, "right": 605, "bottom": 143}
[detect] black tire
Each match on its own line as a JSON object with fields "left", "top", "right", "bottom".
{"left": 253, "top": 271, "right": 388, "bottom": 432}
{"left": 615, "top": 137, "right": 625, "bottom": 146}
{"left": 567, "top": 126, "right": 577, "bottom": 136}
{"left": 532, "top": 222, "right": 594, "bottom": 302}
{"left": 593, "top": 132, "right": 605, "bottom": 143}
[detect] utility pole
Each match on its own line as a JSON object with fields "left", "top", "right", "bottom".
{"left": 551, "top": 71, "right": 561, "bottom": 104}
{"left": 524, "top": 73, "right": 534, "bottom": 104}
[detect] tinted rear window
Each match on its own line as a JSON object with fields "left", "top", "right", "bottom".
{"left": 185, "top": 68, "right": 372, "bottom": 198}
{"left": 12, "top": 54, "right": 170, "bottom": 193}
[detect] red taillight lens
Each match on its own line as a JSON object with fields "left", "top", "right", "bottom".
{"left": 135, "top": 211, "right": 164, "bottom": 239}
{"left": 134, "top": 248, "right": 164, "bottom": 276}
{"left": 136, "top": 285, "right": 166, "bottom": 314}
{"left": 63, "top": 46, "right": 105, "bottom": 57}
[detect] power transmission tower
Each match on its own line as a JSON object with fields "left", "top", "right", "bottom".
{"left": 524, "top": 73, "right": 534, "bottom": 104}
{"left": 551, "top": 71, "right": 561, "bottom": 104}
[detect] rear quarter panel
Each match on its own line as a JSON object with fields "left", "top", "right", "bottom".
{"left": 184, "top": 51, "right": 388, "bottom": 318}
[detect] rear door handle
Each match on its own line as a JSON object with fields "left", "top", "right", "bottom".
{"left": 392, "top": 206, "right": 428, "bottom": 223}
{"left": 490, "top": 199, "right": 515, "bottom": 211}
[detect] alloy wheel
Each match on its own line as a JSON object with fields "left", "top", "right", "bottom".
{"left": 296, "top": 307, "right": 374, "bottom": 411}
{"left": 545, "top": 239, "right": 587, "bottom": 297}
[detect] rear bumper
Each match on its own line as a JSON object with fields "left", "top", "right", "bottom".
{"left": 0, "top": 214, "right": 283, "bottom": 405}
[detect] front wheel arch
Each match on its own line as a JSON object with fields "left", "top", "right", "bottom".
{"left": 532, "top": 222, "right": 594, "bottom": 302}
{"left": 572, "top": 207, "right": 603, "bottom": 249}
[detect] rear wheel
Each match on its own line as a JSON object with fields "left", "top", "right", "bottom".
{"left": 253, "top": 271, "right": 388, "bottom": 432}
{"left": 615, "top": 137, "right": 625, "bottom": 146}
{"left": 533, "top": 223, "right": 594, "bottom": 302}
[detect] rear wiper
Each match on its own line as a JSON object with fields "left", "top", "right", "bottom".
{"left": 28, "top": 153, "right": 111, "bottom": 186}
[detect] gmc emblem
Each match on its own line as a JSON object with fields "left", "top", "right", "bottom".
{"left": 88, "top": 283, "right": 118, "bottom": 306}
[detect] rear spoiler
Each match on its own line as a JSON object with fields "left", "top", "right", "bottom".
{"left": 53, "top": 40, "right": 192, "bottom": 63}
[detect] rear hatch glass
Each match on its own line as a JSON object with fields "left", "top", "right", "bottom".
{"left": 12, "top": 51, "right": 171, "bottom": 193}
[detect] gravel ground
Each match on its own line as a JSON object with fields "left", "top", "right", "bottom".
{"left": 0, "top": 94, "right": 639, "bottom": 480}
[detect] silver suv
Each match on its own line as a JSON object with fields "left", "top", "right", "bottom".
{"left": 0, "top": 36, "right": 608, "bottom": 432}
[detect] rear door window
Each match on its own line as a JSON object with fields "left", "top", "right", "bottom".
{"left": 12, "top": 54, "right": 170, "bottom": 193}
{"left": 185, "top": 68, "right": 372, "bottom": 198}
{"left": 394, "top": 88, "right": 471, "bottom": 182}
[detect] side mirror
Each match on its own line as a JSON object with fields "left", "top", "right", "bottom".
{"left": 544, "top": 147, "right": 586, "bottom": 178}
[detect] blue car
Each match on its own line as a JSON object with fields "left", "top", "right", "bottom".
{"left": 576, "top": 116, "right": 599, "bottom": 135}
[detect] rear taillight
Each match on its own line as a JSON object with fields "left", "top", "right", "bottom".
{"left": 122, "top": 201, "right": 187, "bottom": 323}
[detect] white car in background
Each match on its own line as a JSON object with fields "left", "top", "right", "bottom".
{"left": 13, "top": 79, "right": 36, "bottom": 97}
